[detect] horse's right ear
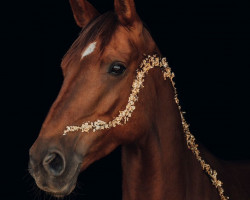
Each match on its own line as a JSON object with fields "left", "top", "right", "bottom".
{"left": 69, "top": 0, "right": 100, "bottom": 28}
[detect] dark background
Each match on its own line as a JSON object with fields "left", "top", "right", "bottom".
{"left": 2, "top": 0, "right": 249, "bottom": 199}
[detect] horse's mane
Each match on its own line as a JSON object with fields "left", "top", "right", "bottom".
{"left": 62, "top": 12, "right": 119, "bottom": 67}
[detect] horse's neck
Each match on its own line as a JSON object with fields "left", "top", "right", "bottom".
{"left": 121, "top": 79, "right": 220, "bottom": 200}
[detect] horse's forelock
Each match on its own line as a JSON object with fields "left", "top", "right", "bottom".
{"left": 62, "top": 12, "right": 119, "bottom": 68}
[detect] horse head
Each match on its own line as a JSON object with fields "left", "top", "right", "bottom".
{"left": 29, "top": 0, "right": 163, "bottom": 197}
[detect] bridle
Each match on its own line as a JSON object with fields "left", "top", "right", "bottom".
{"left": 63, "top": 55, "right": 229, "bottom": 200}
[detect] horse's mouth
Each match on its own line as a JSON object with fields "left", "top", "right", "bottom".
{"left": 35, "top": 174, "right": 77, "bottom": 198}
{"left": 46, "top": 180, "right": 77, "bottom": 198}
{"left": 47, "top": 182, "right": 77, "bottom": 198}
{"left": 32, "top": 162, "right": 82, "bottom": 198}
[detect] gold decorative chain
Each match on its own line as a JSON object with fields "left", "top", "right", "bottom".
{"left": 63, "top": 55, "right": 229, "bottom": 200}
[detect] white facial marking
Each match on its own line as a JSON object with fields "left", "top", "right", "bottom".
{"left": 81, "top": 42, "right": 97, "bottom": 59}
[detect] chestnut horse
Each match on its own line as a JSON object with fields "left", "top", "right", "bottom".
{"left": 29, "top": 0, "right": 250, "bottom": 199}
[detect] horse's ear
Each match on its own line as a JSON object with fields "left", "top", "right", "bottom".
{"left": 114, "top": 0, "right": 140, "bottom": 26}
{"left": 69, "top": 0, "right": 100, "bottom": 28}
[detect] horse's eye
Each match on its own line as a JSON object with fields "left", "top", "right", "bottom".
{"left": 108, "top": 63, "right": 126, "bottom": 76}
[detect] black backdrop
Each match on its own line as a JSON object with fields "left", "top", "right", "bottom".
{"left": 2, "top": 0, "right": 250, "bottom": 199}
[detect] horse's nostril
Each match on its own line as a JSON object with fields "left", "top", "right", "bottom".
{"left": 43, "top": 152, "right": 65, "bottom": 176}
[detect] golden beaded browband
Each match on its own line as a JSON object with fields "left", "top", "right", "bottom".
{"left": 63, "top": 55, "right": 229, "bottom": 200}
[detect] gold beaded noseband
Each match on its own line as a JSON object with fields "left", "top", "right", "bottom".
{"left": 63, "top": 55, "right": 229, "bottom": 200}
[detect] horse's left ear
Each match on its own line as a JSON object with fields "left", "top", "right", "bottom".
{"left": 114, "top": 0, "right": 141, "bottom": 27}
{"left": 69, "top": 0, "right": 100, "bottom": 28}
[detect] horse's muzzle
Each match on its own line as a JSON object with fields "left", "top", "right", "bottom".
{"left": 29, "top": 137, "right": 82, "bottom": 197}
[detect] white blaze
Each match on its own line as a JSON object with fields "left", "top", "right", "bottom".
{"left": 81, "top": 42, "right": 97, "bottom": 59}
